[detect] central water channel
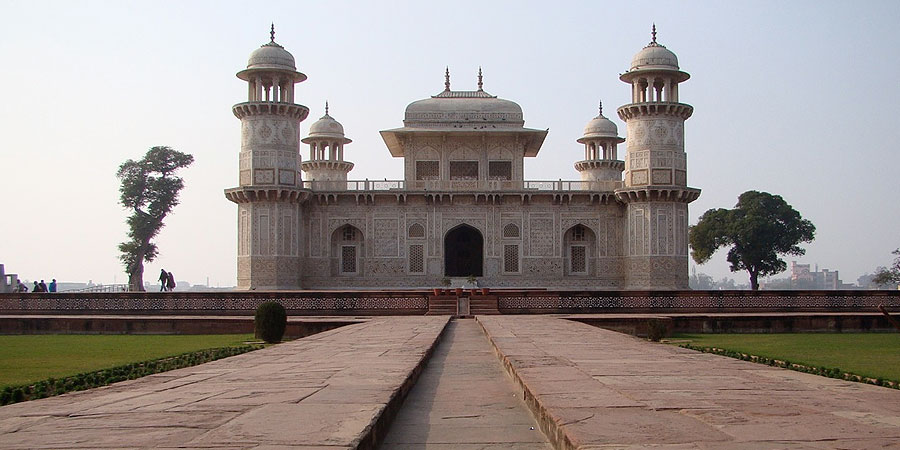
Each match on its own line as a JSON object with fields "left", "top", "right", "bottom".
{"left": 379, "top": 318, "right": 551, "bottom": 448}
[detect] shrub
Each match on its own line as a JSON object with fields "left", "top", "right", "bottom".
{"left": 255, "top": 301, "right": 287, "bottom": 344}
{"left": 646, "top": 318, "right": 668, "bottom": 342}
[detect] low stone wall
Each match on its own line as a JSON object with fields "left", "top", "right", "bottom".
{"left": 495, "top": 289, "right": 900, "bottom": 313}
{"left": 0, "top": 289, "right": 897, "bottom": 316}
{"left": 0, "top": 291, "right": 429, "bottom": 316}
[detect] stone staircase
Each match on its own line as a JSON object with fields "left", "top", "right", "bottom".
{"left": 426, "top": 293, "right": 500, "bottom": 316}
{"left": 470, "top": 295, "right": 500, "bottom": 315}
{"left": 426, "top": 295, "right": 457, "bottom": 315}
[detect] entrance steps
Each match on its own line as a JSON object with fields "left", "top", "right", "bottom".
{"left": 470, "top": 295, "right": 500, "bottom": 315}
{"left": 426, "top": 295, "right": 457, "bottom": 315}
{"left": 427, "top": 294, "right": 500, "bottom": 315}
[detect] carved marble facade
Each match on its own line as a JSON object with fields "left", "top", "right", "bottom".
{"left": 226, "top": 27, "right": 700, "bottom": 290}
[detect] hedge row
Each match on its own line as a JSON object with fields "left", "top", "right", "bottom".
{"left": 680, "top": 344, "right": 900, "bottom": 389}
{"left": 0, "top": 344, "right": 262, "bottom": 406}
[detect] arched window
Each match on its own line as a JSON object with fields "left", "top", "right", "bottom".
{"left": 572, "top": 225, "right": 586, "bottom": 242}
{"left": 408, "top": 223, "right": 425, "bottom": 239}
{"left": 502, "top": 223, "right": 520, "bottom": 239}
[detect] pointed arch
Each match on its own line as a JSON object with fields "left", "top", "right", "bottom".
{"left": 443, "top": 224, "right": 483, "bottom": 277}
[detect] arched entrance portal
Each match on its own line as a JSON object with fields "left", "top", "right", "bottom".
{"left": 444, "top": 225, "right": 483, "bottom": 277}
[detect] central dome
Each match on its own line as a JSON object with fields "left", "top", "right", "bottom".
{"left": 404, "top": 92, "right": 524, "bottom": 128}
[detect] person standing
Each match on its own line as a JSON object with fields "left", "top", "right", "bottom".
{"left": 158, "top": 269, "right": 168, "bottom": 292}
{"left": 32, "top": 281, "right": 41, "bottom": 292}
{"left": 38, "top": 280, "right": 47, "bottom": 292}
{"left": 16, "top": 281, "right": 28, "bottom": 292}
{"left": 166, "top": 271, "right": 176, "bottom": 291}
{"left": 48, "top": 279, "right": 57, "bottom": 293}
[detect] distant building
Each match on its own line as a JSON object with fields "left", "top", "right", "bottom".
{"left": 790, "top": 261, "right": 853, "bottom": 290}
{"left": 857, "top": 272, "right": 900, "bottom": 290}
{"left": 0, "top": 264, "right": 18, "bottom": 293}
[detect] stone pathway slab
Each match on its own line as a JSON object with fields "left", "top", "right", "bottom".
{"left": 0, "top": 316, "right": 448, "bottom": 449}
{"left": 479, "top": 316, "right": 900, "bottom": 449}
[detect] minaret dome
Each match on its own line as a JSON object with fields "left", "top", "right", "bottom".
{"left": 306, "top": 108, "right": 351, "bottom": 143}
{"left": 574, "top": 102, "right": 625, "bottom": 183}
{"left": 301, "top": 103, "right": 354, "bottom": 186}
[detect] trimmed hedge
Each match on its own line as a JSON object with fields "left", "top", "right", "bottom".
{"left": 0, "top": 344, "right": 262, "bottom": 406}
{"left": 680, "top": 343, "right": 900, "bottom": 389}
{"left": 255, "top": 301, "right": 287, "bottom": 343}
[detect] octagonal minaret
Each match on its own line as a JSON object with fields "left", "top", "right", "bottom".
{"left": 224, "top": 26, "right": 310, "bottom": 289}
{"left": 301, "top": 103, "right": 354, "bottom": 190}
{"left": 615, "top": 25, "right": 700, "bottom": 289}
{"left": 575, "top": 101, "right": 625, "bottom": 187}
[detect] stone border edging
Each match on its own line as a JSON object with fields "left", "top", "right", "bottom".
{"left": 476, "top": 317, "right": 578, "bottom": 450}
{"left": 351, "top": 316, "right": 452, "bottom": 449}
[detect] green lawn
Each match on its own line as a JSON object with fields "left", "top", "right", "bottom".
{"left": 0, "top": 334, "right": 254, "bottom": 389}
{"left": 673, "top": 333, "right": 900, "bottom": 381}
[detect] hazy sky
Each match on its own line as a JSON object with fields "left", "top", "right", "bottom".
{"left": 1, "top": 0, "right": 898, "bottom": 287}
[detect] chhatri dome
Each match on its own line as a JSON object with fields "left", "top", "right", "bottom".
{"left": 403, "top": 68, "right": 525, "bottom": 128}
{"left": 578, "top": 102, "right": 618, "bottom": 142}
{"left": 237, "top": 25, "right": 307, "bottom": 83}
{"left": 629, "top": 24, "right": 680, "bottom": 71}
{"left": 305, "top": 102, "right": 351, "bottom": 143}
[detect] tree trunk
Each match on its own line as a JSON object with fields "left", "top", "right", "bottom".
{"left": 128, "top": 258, "right": 145, "bottom": 292}
{"left": 749, "top": 270, "right": 759, "bottom": 291}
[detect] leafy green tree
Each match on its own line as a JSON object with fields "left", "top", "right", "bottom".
{"left": 873, "top": 249, "right": 900, "bottom": 286}
{"left": 117, "top": 146, "right": 194, "bottom": 291}
{"left": 689, "top": 191, "right": 815, "bottom": 291}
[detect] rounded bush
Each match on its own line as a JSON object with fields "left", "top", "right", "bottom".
{"left": 255, "top": 301, "right": 287, "bottom": 343}
{"left": 646, "top": 319, "right": 668, "bottom": 342}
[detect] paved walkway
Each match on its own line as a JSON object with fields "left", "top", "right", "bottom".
{"left": 0, "top": 316, "right": 448, "bottom": 449}
{"left": 479, "top": 315, "right": 900, "bottom": 449}
{"left": 380, "top": 318, "right": 550, "bottom": 449}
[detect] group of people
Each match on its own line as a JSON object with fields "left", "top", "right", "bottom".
{"left": 158, "top": 269, "right": 177, "bottom": 291}
{"left": 15, "top": 278, "right": 56, "bottom": 293}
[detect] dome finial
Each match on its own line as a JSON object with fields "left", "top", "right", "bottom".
{"left": 598, "top": 100, "right": 603, "bottom": 116}
{"left": 325, "top": 101, "right": 329, "bottom": 116}
{"left": 651, "top": 23, "right": 657, "bottom": 44}
{"left": 477, "top": 67, "right": 483, "bottom": 91}
{"left": 270, "top": 23, "right": 276, "bottom": 42}
{"left": 444, "top": 67, "right": 451, "bottom": 91}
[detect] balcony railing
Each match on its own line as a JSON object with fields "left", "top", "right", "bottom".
{"left": 302, "top": 180, "right": 623, "bottom": 192}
